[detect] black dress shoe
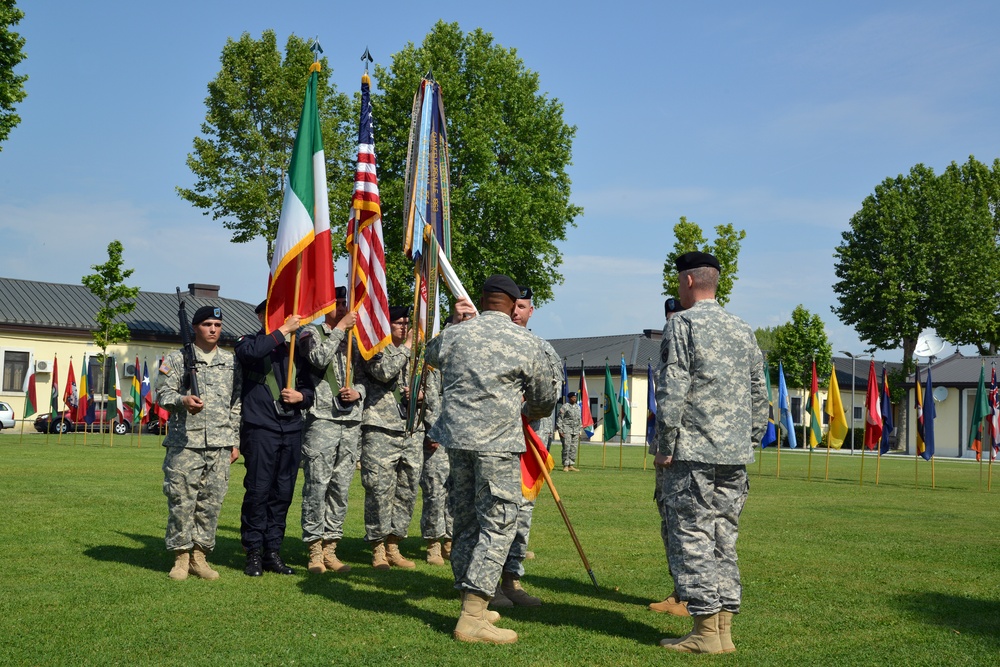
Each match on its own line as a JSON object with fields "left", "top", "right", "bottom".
{"left": 263, "top": 551, "right": 295, "bottom": 575}
{"left": 244, "top": 549, "right": 263, "bottom": 577}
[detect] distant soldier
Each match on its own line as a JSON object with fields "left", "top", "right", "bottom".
{"left": 425, "top": 275, "right": 562, "bottom": 644}
{"left": 557, "top": 392, "right": 582, "bottom": 471}
{"left": 157, "top": 305, "right": 241, "bottom": 581}
{"left": 356, "top": 306, "right": 423, "bottom": 569}
{"left": 299, "top": 287, "right": 362, "bottom": 574}
{"left": 655, "top": 253, "right": 767, "bottom": 654}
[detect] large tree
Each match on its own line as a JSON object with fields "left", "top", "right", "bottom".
{"left": 372, "top": 21, "right": 581, "bottom": 306}
{"left": 0, "top": 0, "right": 27, "bottom": 150}
{"left": 661, "top": 217, "right": 745, "bottom": 306}
{"left": 770, "top": 305, "right": 832, "bottom": 390}
{"left": 178, "top": 31, "right": 355, "bottom": 263}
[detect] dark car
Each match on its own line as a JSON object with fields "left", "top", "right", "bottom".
{"left": 33, "top": 404, "right": 160, "bottom": 435}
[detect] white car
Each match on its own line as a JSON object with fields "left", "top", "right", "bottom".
{"left": 0, "top": 401, "right": 14, "bottom": 430}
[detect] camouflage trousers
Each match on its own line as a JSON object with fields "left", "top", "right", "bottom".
{"left": 503, "top": 496, "right": 534, "bottom": 576}
{"left": 301, "top": 417, "right": 362, "bottom": 543}
{"left": 360, "top": 427, "right": 423, "bottom": 542}
{"left": 162, "top": 446, "right": 231, "bottom": 552}
{"left": 663, "top": 460, "right": 748, "bottom": 616}
{"left": 561, "top": 433, "right": 580, "bottom": 467}
{"left": 654, "top": 464, "right": 670, "bottom": 564}
{"left": 447, "top": 449, "right": 521, "bottom": 597}
{"left": 419, "top": 442, "right": 453, "bottom": 540}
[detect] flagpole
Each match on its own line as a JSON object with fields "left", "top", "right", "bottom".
{"left": 345, "top": 205, "right": 363, "bottom": 384}
{"left": 525, "top": 429, "right": 598, "bottom": 590}
{"left": 914, "top": 447, "right": 919, "bottom": 489}
{"left": 285, "top": 256, "right": 304, "bottom": 390}
{"left": 824, "top": 431, "right": 831, "bottom": 480}
{"left": 776, "top": 424, "right": 781, "bottom": 478}
{"left": 931, "top": 455, "right": 935, "bottom": 489}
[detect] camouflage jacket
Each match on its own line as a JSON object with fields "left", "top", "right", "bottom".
{"left": 558, "top": 402, "right": 583, "bottom": 435}
{"left": 299, "top": 323, "right": 365, "bottom": 424}
{"left": 655, "top": 299, "right": 767, "bottom": 464}
{"left": 421, "top": 367, "right": 442, "bottom": 436}
{"left": 425, "top": 310, "right": 562, "bottom": 453}
{"left": 156, "top": 346, "right": 241, "bottom": 449}
{"left": 357, "top": 342, "right": 409, "bottom": 433}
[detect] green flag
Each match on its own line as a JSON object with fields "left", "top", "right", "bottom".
{"left": 968, "top": 363, "right": 988, "bottom": 461}
{"left": 602, "top": 362, "right": 620, "bottom": 441}
{"left": 23, "top": 365, "right": 37, "bottom": 418}
{"left": 50, "top": 356, "right": 59, "bottom": 419}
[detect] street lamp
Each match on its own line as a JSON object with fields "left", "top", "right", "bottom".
{"left": 839, "top": 351, "right": 857, "bottom": 455}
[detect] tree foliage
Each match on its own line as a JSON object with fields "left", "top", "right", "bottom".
{"left": 0, "top": 0, "right": 27, "bottom": 150}
{"left": 754, "top": 326, "right": 779, "bottom": 355}
{"left": 178, "top": 31, "right": 355, "bottom": 263}
{"left": 662, "top": 217, "right": 745, "bottom": 306}
{"left": 82, "top": 240, "right": 139, "bottom": 357}
{"left": 372, "top": 21, "right": 581, "bottom": 306}
{"left": 770, "top": 305, "right": 832, "bottom": 389}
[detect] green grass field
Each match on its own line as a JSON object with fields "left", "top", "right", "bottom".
{"left": 1, "top": 435, "right": 998, "bottom": 666}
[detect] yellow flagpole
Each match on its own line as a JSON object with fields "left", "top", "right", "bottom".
{"left": 285, "top": 256, "right": 304, "bottom": 391}
{"left": 345, "top": 206, "right": 363, "bottom": 384}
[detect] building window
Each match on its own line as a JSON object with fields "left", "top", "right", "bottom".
{"left": 1, "top": 350, "right": 31, "bottom": 393}
{"left": 822, "top": 400, "right": 829, "bottom": 424}
{"left": 853, "top": 406, "right": 863, "bottom": 421}
{"left": 791, "top": 397, "right": 802, "bottom": 424}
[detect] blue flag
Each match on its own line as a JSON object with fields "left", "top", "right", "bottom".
{"left": 645, "top": 363, "right": 657, "bottom": 447}
{"left": 879, "top": 366, "right": 894, "bottom": 455}
{"left": 922, "top": 366, "right": 935, "bottom": 460}
{"left": 778, "top": 362, "right": 797, "bottom": 449}
{"left": 762, "top": 359, "right": 777, "bottom": 448}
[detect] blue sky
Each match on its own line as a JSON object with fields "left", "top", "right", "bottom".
{"left": 3, "top": 1, "right": 999, "bottom": 359}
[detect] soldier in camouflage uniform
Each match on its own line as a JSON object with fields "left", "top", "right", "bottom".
{"left": 491, "top": 285, "right": 550, "bottom": 609}
{"left": 299, "top": 287, "right": 362, "bottom": 574}
{"left": 157, "top": 305, "right": 241, "bottom": 581}
{"left": 557, "top": 392, "right": 582, "bottom": 471}
{"left": 418, "top": 367, "right": 452, "bottom": 565}
{"left": 357, "top": 306, "right": 423, "bottom": 569}
{"left": 655, "top": 253, "right": 767, "bottom": 654}
{"left": 425, "top": 275, "right": 562, "bottom": 644}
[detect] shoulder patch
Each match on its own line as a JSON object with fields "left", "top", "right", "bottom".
{"left": 159, "top": 359, "right": 171, "bottom": 374}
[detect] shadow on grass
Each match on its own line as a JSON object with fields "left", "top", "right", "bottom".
{"left": 896, "top": 591, "right": 1000, "bottom": 645}
{"left": 85, "top": 530, "right": 251, "bottom": 574}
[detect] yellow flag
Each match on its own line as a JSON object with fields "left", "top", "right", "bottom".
{"left": 826, "top": 366, "right": 849, "bottom": 449}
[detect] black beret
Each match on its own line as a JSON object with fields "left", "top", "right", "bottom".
{"left": 255, "top": 300, "right": 267, "bottom": 314}
{"left": 675, "top": 251, "right": 720, "bottom": 273}
{"left": 192, "top": 305, "right": 222, "bottom": 325}
{"left": 389, "top": 306, "right": 410, "bottom": 321}
{"left": 335, "top": 286, "right": 348, "bottom": 300}
{"left": 568, "top": 391, "right": 577, "bottom": 398}
{"left": 482, "top": 274, "right": 520, "bottom": 300}
{"left": 665, "top": 297, "right": 685, "bottom": 315}
{"left": 517, "top": 285, "right": 533, "bottom": 300}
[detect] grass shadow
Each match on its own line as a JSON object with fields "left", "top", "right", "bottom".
{"left": 84, "top": 531, "right": 248, "bottom": 574}
{"left": 895, "top": 591, "right": 1000, "bottom": 646}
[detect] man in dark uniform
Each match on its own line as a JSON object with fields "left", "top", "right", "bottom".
{"left": 236, "top": 301, "right": 314, "bottom": 577}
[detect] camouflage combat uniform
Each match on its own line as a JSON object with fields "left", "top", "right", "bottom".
{"left": 357, "top": 343, "right": 423, "bottom": 542}
{"left": 656, "top": 299, "right": 767, "bottom": 616}
{"left": 425, "top": 310, "right": 562, "bottom": 597}
{"left": 419, "top": 368, "right": 452, "bottom": 540}
{"left": 156, "top": 347, "right": 241, "bottom": 552}
{"left": 299, "top": 323, "right": 366, "bottom": 544}
{"left": 557, "top": 401, "right": 582, "bottom": 467}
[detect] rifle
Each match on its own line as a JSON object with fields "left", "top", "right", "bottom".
{"left": 175, "top": 287, "right": 200, "bottom": 397}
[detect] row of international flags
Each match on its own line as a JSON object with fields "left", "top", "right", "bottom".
{"left": 21, "top": 354, "right": 169, "bottom": 429}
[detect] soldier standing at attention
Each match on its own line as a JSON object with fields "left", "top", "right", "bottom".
{"left": 157, "top": 305, "right": 241, "bottom": 581}
{"left": 299, "top": 287, "right": 362, "bottom": 574}
{"left": 357, "top": 306, "right": 422, "bottom": 570}
{"left": 236, "top": 302, "right": 313, "bottom": 577}
{"left": 490, "top": 285, "right": 550, "bottom": 609}
{"left": 655, "top": 252, "right": 767, "bottom": 655}
{"left": 425, "top": 275, "right": 562, "bottom": 644}
{"left": 418, "top": 366, "right": 451, "bottom": 565}
{"left": 557, "top": 392, "right": 582, "bottom": 472}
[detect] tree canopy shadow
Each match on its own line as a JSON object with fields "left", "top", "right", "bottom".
{"left": 895, "top": 591, "right": 1000, "bottom": 646}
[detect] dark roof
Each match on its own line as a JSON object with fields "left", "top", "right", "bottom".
{"left": 0, "top": 277, "right": 259, "bottom": 345}
{"left": 548, "top": 332, "right": 662, "bottom": 372}
{"left": 831, "top": 356, "right": 903, "bottom": 390}
{"left": 906, "top": 351, "right": 1000, "bottom": 388}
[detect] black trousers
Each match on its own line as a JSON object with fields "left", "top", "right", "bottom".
{"left": 240, "top": 426, "right": 302, "bottom": 552}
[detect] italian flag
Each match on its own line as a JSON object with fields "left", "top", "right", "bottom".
{"left": 266, "top": 63, "right": 336, "bottom": 333}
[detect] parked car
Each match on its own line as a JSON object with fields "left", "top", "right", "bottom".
{"left": 33, "top": 404, "right": 159, "bottom": 436}
{"left": 0, "top": 401, "right": 15, "bottom": 430}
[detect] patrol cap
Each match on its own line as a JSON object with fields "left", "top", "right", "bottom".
{"left": 255, "top": 299, "right": 267, "bottom": 314}
{"left": 335, "top": 286, "right": 348, "bottom": 300}
{"left": 482, "top": 274, "right": 520, "bottom": 300}
{"left": 389, "top": 305, "right": 411, "bottom": 322}
{"left": 675, "top": 251, "right": 720, "bottom": 273}
{"left": 665, "top": 297, "right": 685, "bottom": 315}
{"left": 192, "top": 305, "right": 222, "bottom": 325}
{"left": 518, "top": 285, "right": 533, "bottom": 300}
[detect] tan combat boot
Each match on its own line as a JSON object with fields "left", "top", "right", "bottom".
{"left": 323, "top": 540, "right": 351, "bottom": 573}
{"left": 441, "top": 539, "right": 452, "bottom": 561}
{"left": 307, "top": 540, "right": 326, "bottom": 574}
{"left": 426, "top": 539, "right": 445, "bottom": 566}
{"left": 453, "top": 591, "right": 518, "bottom": 644}
{"left": 501, "top": 572, "right": 542, "bottom": 607}
{"left": 371, "top": 540, "right": 390, "bottom": 570}
{"left": 488, "top": 580, "right": 514, "bottom": 609}
{"left": 718, "top": 611, "right": 736, "bottom": 653}
{"left": 188, "top": 544, "right": 220, "bottom": 580}
{"left": 660, "top": 613, "right": 724, "bottom": 654}
{"left": 385, "top": 535, "right": 416, "bottom": 569}
{"left": 649, "top": 590, "right": 690, "bottom": 616}
{"left": 168, "top": 550, "right": 190, "bottom": 581}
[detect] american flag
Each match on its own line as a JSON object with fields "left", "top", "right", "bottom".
{"left": 989, "top": 365, "right": 1000, "bottom": 460}
{"left": 346, "top": 72, "right": 391, "bottom": 360}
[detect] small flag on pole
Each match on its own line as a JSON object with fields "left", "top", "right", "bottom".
{"left": 64, "top": 359, "right": 79, "bottom": 423}
{"left": 619, "top": 356, "right": 631, "bottom": 442}
{"left": 761, "top": 359, "right": 777, "bottom": 448}
{"left": 968, "top": 363, "right": 988, "bottom": 462}
{"left": 879, "top": 366, "right": 894, "bottom": 455}
{"left": 579, "top": 361, "right": 594, "bottom": 439}
{"left": 23, "top": 364, "right": 37, "bottom": 418}
{"left": 777, "top": 362, "right": 797, "bottom": 449}
{"left": 521, "top": 416, "right": 554, "bottom": 500}
{"left": 808, "top": 360, "right": 823, "bottom": 448}
{"left": 826, "top": 365, "right": 849, "bottom": 449}
{"left": 863, "top": 360, "right": 882, "bottom": 450}
{"left": 602, "top": 362, "right": 620, "bottom": 440}
{"left": 645, "top": 363, "right": 657, "bottom": 448}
